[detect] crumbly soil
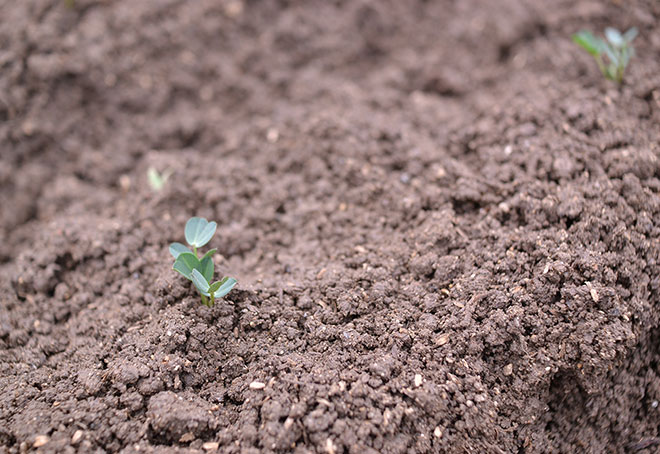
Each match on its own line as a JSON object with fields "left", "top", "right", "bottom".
{"left": 1, "top": 1, "right": 660, "bottom": 453}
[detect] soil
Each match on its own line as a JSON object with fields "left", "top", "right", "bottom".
{"left": 1, "top": 0, "right": 660, "bottom": 453}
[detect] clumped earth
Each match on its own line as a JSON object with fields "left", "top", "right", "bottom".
{"left": 1, "top": 0, "right": 660, "bottom": 453}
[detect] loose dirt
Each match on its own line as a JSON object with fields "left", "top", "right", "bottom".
{"left": 1, "top": 0, "right": 659, "bottom": 453}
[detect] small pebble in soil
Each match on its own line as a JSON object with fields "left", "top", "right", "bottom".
{"left": 435, "top": 333, "right": 450, "bottom": 346}
{"left": 33, "top": 435, "right": 49, "bottom": 448}
{"left": 203, "top": 441, "right": 220, "bottom": 451}
{"left": 652, "top": 401, "right": 658, "bottom": 408}
{"left": 414, "top": 374, "right": 423, "bottom": 387}
{"left": 119, "top": 175, "right": 131, "bottom": 191}
{"left": 249, "top": 381, "right": 266, "bottom": 390}
{"left": 71, "top": 430, "right": 83, "bottom": 444}
{"left": 179, "top": 432, "right": 195, "bottom": 443}
{"left": 325, "top": 438, "right": 337, "bottom": 454}
{"left": 503, "top": 364, "right": 513, "bottom": 376}
{"left": 266, "top": 128, "right": 279, "bottom": 143}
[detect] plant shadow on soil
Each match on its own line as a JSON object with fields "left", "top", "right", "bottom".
{"left": 1, "top": 0, "right": 660, "bottom": 453}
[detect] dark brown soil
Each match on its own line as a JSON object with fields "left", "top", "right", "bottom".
{"left": 1, "top": 0, "right": 660, "bottom": 453}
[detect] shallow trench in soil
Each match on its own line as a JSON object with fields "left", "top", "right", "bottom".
{"left": 1, "top": 0, "right": 660, "bottom": 453}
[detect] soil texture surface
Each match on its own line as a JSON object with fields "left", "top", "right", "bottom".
{"left": 1, "top": 0, "right": 660, "bottom": 453}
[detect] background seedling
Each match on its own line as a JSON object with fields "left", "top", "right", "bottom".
{"left": 573, "top": 27, "right": 638, "bottom": 83}
{"left": 147, "top": 167, "right": 172, "bottom": 192}
{"left": 170, "top": 217, "right": 237, "bottom": 306}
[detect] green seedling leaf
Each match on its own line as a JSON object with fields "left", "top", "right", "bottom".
{"left": 623, "top": 27, "right": 638, "bottom": 43}
{"left": 213, "top": 277, "right": 237, "bottom": 298}
{"left": 208, "top": 280, "right": 224, "bottom": 294}
{"left": 185, "top": 217, "right": 217, "bottom": 248}
{"left": 199, "top": 255, "right": 214, "bottom": 283}
{"left": 572, "top": 31, "right": 603, "bottom": 57}
{"left": 147, "top": 167, "right": 171, "bottom": 192}
{"left": 172, "top": 252, "right": 200, "bottom": 279}
{"left": 603, "top": 45, "right": 619, "bottom": 66}
{"left": 605, "top": 27, "right": 623, "bottom": 47}
{"left": 622, "top": 47, "right": 632, "bottom": 67}
{"left": 191, "top": 269, "right": 211, "bottom": 295}
{"left": 169, "top": 242, "right": 192, "bottom": 259}
{"left": 173, "top": 259, "right": 192, "bottom": 279}
{"left": 201, "top": 248, "right": 217, "bottom": 261}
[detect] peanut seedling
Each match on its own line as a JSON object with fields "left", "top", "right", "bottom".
{"left": 573, "top": 27, "right": 638, "bottom": 83}
{"left": 170, "top": 217, "right": 237, "bottom": 306}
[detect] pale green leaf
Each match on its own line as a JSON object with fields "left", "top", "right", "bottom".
{"left": 191, "top": 269, "right": 211, "bottom": 294}
{"left": 199, "top": 255, "right": 214, "bottom": 283}
{"left": 172, "top": 252, "right": 200, "bottom": 279}
{"left": 605, "top": 27, "right": 623, "bottom": 47}
{"left": 213, "top": 277, "right": 237, "bottom": 298}
{"left": 185, "top": 217, "right": 217, "bottom": 248}
{"left": 623, "top": 27, "right": 638, "bottom": 43}
{"left": 169, "top": 242, "right": 192, "bottom": 259}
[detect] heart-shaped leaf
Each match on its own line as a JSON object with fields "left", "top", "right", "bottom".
{"left": 605, "top": 27, "right": 623, "bottom": 47}
{"left": 191, "top": 269, "right": 211, "bottom": 295}
{"left": 172, "top": 252, "right": 200, "bottom": 279}
{"left": 213, "top": 276, "right": 237, "bottom": 298}
{"left": 185, "top": 217, "right": 217, "bottom": 248}
{"left": 169, "top": 242, "right": 192, "bottom": 259}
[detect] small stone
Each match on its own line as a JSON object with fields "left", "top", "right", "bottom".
{"left": 202, "top": 441, "right": 219, "bottom": 451}
{"left": 249, "top": 381, "right": 266, "bottom": 390}
{"left": 435, "top": 333, "right": 450, "bottom": 346}
{"left": 503, "top": 364, "right": 513, "bottom": 376}
{"left": 33, "top": 435, "right": 49, "bottom": 448}
{"left": 179, "top": 432, "right": 195, "bottom": 443}
{"left": 22, "top": 120, "right": 35, "bottom": 136}
{"left": 590, "top": 288, "right": 599, "bottom": 303}
{"left": 71, "top": 430, "right": 83, "bottom": 444}
{"left": 224, "top": 0, "right": 243, "bottom": 17}
{"left": 434, "top": 427, "right": 443, "bottom": 438}
{"left": 414, "top": 374, "right": 423, "bottom": 387}
{"left": 266, "top": 128, "right": 279, "bottom": 143}
{"left": 119, "top": 175, "right": 131, "bottom": 191}
{"left": 325, "top": 438, "right": 337, "bottom": 454}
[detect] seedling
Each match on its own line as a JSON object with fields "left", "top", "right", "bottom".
{"left": 147, "top": 167, "right": 172, "bottom": 192}
{"left": 170, "top": 217, "right": 237, "bottom": 307}
{"left": 572, "top": 27, "right": 638, "bottom": 83}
